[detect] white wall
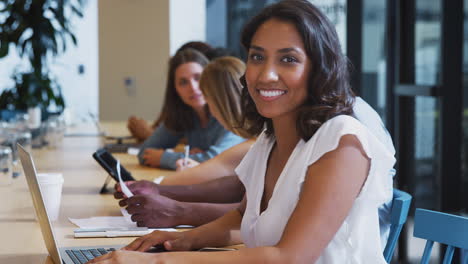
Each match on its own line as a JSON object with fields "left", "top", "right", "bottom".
{"left": 99, "top": 0, "right": 206, "bottom": 121}
{"left": 98, "top": 0, "right": 170, "bottom": 121}
{"left": 50, "top": 1, "right": 98, "bottom": 121}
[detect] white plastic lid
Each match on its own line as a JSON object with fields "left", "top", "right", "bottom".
{"left": 37, "top": 172, "right": 64, "bottom": 184}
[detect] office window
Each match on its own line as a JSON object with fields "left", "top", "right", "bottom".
{"left": 462, "top": 0, "right": 468, "bottom": 212}
{"left": 206, "top": 0, "right": 346, "bottom": 59}
{"left": 361, "top": 0, "right": 387, "bottom": 120}
{"left": 49, "top": 1, "right": 98, "bottom": 122}
{"left": 411, "top": 0, "right": 441, "bottom": 209}
{"left": 206, "top": 0, "right": 279, "bottom": 59}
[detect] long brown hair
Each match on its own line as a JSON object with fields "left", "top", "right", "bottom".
{"left": 159, "top": 48, "right": 209, "bottom": 132}
{"left": 200, "top": 56, "right": 253, "bottom": 139}
{"left": 240, "top": 0, "right": 355, "bottom": 140}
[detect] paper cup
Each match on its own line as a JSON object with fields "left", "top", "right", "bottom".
{"left": 28, "top": 107, "right": 42, "bottom": 129}
{"left": 37, "top": 173, "right": 64, "bottom": 221}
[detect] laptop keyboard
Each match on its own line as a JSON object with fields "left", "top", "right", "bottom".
{"left": 65, "top": 248, "right": 116, "bottom": 264}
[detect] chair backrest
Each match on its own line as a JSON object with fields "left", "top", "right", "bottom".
{"left": 413, "top": 208, "right": 468, "bottom": 264}
{"left": 383, "top": 188, "right": 412, "bottom": 263}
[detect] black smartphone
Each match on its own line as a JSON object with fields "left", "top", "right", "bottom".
{"left": 92, "top": 148, "right": 135, "bottom": 182}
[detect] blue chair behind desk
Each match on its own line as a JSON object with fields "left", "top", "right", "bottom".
{"left": 383, "top": 189, "right": 412, "bottom": 263}
{"left": 413, "top": 208, "right": 468, "bottom": 264}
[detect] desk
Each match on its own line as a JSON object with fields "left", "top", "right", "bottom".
{"left": 0, "top": 122, "right": 175, "bottom": 264}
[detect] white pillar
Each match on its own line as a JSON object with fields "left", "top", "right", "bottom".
{"left": 98, "top": 0, "right": 206, "bottom": 121}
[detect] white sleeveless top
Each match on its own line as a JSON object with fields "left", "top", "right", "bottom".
{"left": 236, "top": 111, "right": 396, "bottom": 263}
{"left": 352, "top": 97, "right": 396, "bottom": 248}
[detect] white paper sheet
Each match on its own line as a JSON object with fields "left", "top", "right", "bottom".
{"left": 69, "top": 216, "right": 137, "bottom": 229}
{"left": 117, "top": 160, "right": 133, "bottom": 197}
{"left": 127, "top": 147, "right": 140, "bottom": 156}
{"left": 117, "top": 160, "right": 134, "bottom": 224}
{"left": 153, "top": 176, "right": 165, "bottom": 184}
{"left": 69, "top": 216, "right": 177, "bottom": 231}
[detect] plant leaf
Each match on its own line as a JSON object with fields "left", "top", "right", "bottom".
{"left": 0, "top": 0, "right": 84, "bottom": 110}
{"left": 71, "top": 5, "right": 83, "bottom": 17}
{"left": 0, "top": 34, "right": 10, "bottom": 57}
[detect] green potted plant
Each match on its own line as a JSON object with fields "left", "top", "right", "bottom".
{"left": 0, "top": 0, "right": 84, "bottom": 119}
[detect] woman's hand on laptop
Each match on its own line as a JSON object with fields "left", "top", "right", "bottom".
{"left": 87, "top": 230, "right": 196, "bottom": 263}
{"left": 124, "top": 230, "right": 195, "bottom": 252}
{"left": 85, "top": 250, "right": 159, "bottom": 263}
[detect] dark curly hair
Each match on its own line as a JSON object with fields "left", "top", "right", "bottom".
{"left": 159, "top": 48, "right": 209, "bottom": 132}
{"left": 240, "top": 0, "right": 355, "bottom": 141}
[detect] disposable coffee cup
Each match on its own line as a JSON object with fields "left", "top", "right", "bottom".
{"left": 37, "top": 173, "right": 64, "bottom": 221}
{"left": 28, "top": 106, "right": 41, "bottom": 129}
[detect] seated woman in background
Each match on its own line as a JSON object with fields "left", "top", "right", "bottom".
{"left": 137, "top": 49, "right": 245, "bottom": 170}
{"left": 127, "top": 41, "right": 214, "bottom": 142}
{"left": 116, "top": 56, "right": 255, "bottom": 227}
{"left": 174, "top": 54, "right": 254, "bottom": 171}
{"left": 92, "top": 0, "right": 395, "bottom": 263}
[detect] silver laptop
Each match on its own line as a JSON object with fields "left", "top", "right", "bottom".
{"left": 18, "top": 144, "right": 124, "bottom": 264}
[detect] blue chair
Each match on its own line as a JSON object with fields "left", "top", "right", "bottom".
{"left": 383, "top": 189, "right": 412, "bottom": 263}
{"left": 413, "top": 208, "right": 468, "bottom": 264}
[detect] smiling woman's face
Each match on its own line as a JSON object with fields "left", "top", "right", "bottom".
{"left": 174, "top": 62, "right": 206, "bottom": 110}
{"left": 245, "top": 19, "right": 311, "bottom": 121}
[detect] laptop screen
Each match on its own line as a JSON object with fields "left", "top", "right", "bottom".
{"left": 18, "top": 144, "right": 63, "bottom": 264}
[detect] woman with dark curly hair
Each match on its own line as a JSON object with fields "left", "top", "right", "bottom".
{"left": 88, "top": 1, "right": 395, "bottom": 263}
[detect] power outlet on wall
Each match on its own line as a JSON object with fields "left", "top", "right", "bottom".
{"left": 78, "top": 64, "right": 85, "bottom": 75}
{"left": 124, "top": 77, "right": 136, "bottom": 97}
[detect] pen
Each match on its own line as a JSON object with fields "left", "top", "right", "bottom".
{"left": 184, "top": 145, "right": 190, "bottom": 166}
